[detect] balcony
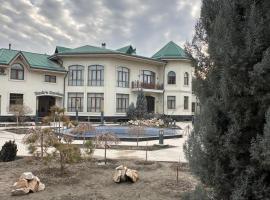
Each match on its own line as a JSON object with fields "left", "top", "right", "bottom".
{"left": 131, "top": 81, "right": 164, "bottom": 93}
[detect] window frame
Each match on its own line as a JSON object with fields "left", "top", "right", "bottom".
{"left": 192, "top": 102, "right": 196, "bottom": 113}
{"left": 184, "top": 96, "right": 189, "bottom": 110}
{"left": 87, "top": 93, "right": 104, "bottom": 112}
{"left": 45, "top": 75, "right": 56, "bottom": 83}
{"left": 167, "top": 96, "right": 176, "bottom": 109}
{"left": 67, "top": 93, "right": 84, "bottom": 112}
{"left": 142, "top": 70, "right": 156, "bottom": 85}
{"left": 117, "top": 67, "right": 129, "bottom": 88}
{"left": 88, "top": 65, "right": 104, "bottom": 86}
{"left": 167, "top": 71, "right": 176, "bottom": 84}
{"left": 10, "top": 63, "right": 24, "bottom": 80}
{"left": 184, "top": 72, "right": 189, "bottom": 86}
{"left": 68, "top": 65, "right": 84, "bottom": 86}
{"left": 116, "top": 94, "right": 129, "bottom": 113}
{"left": 9, "top": 93, "right": 23, "bottom": 106}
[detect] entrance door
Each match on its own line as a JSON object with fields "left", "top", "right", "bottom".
{"left": 146, "top": 96, "right": 155, "bottom": 113}
{"left": 38, "top": 96, "right": 56, "bottom": 117}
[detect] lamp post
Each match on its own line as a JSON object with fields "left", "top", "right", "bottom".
{"left": 100, "top": 97, "right": 104, "bottom": 125}
{"left": 75, "top": 98, "right": 79, "bottom": 122}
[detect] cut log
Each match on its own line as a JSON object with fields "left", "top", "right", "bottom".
{"left": 113, "top": 165, "right": 139, "bottom": 183}
{"left": 126, "top": 169, "right": 139, "bottom": 183}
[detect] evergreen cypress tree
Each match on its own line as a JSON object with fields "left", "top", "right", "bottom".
{"left": 184, "top": 0, "right": 270, "bottom": 199}
{"left": 136, "top": 90, "right": 147, "bottom": 119}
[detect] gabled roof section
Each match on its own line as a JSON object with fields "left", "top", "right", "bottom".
{"left": 55, "top": 45, "right": 117, "bottom": 54}
{"left": 116, "top": 45, "right": 136, "bottom": 55}
{"left": 55, "top": 46, "right": 71, "bottom": 53}
{"left": 51, "top": 44, "right": 165, "bottom": 65}
{"left": 0, "top": 49, "right": 18, "bottom": 64}
{"left": 0, "top": 48, "right": 66, "bottom": 72}
{"left": 152, "top": 41, "right": 190, "bottom": 60}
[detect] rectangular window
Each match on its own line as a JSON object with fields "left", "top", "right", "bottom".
{"left": 68, "top": 65, "right": 84, "bottom": 86}
{"left": 88, "top": 65, "right": 104, "bottom": 86}
{"left": 10, "top": 93, "right": 23, "bottom": 106}
{"left": 116, "top": 94, "right": 129, "bottom": 113}
{"left": 117, "top": 67, "right": 129, "bottom": 88}
{"left": 67, "top": 93, "right": 84, "bottom": 112}
{"left": 45, "top": 75, "right": 56, "bottom": 83}
{"left": 87, "top": 93, "right": 104, "bottom": 112}
{"left": 167, "top": 96, "right": 176, "bottom": 109}
{"left": 184, "top": 96, "right": 189, "bottom": 110}
{"left": 192, "top": 102, "right": 196, "bottom": 113}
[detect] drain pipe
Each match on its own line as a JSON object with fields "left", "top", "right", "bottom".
{"left": 162, "top": 62, "right": 166, "bottom": 114}
{"left": 63, "top": 71, "right": 68, "bottom": 109}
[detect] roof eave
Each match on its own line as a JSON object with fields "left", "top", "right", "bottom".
{"left": 49, "top": 52, "right": 165, "bottom": 65}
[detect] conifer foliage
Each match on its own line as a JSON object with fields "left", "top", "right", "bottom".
{"left": 184, "top": 0, "right": 270, "bottom": 199}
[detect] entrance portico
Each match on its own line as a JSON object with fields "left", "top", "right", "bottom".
{"left": 35, "top": 91, "right": 63, "bottom": 118}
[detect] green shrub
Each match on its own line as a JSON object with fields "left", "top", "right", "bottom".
{"left": 84, "top": 140, "right": 95, "bottom": 156}
{"left": 0, "top": 140, "right": 18, "bottom": 162}
{"left": 126, "top": 103, "right": 136, "bottom": 119}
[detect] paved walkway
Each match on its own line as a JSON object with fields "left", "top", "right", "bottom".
{"left": 0, "top": 122, "right": 192, "bottom": 163}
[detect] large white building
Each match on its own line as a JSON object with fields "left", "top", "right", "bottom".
{"left": 0, "top": 41, "right": 195, "bottom": 121}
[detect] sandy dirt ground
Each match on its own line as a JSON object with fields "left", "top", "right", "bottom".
{"left": 0, "top": 158, "right": 198, "bottom": 200}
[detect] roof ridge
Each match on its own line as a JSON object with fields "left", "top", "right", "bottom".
{"left": 1, "top": 48, "right": 50, "bottom": 57}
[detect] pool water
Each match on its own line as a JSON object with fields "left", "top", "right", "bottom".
{"left": 62, "top": 125, "right": 182, "bottom": 141}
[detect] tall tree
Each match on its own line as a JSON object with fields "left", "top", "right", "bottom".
{"left": 136, "top": 90, "right": 147, "bottom": 119}
{"left": 184, "top": 0, "right": 270, "bottom": 199}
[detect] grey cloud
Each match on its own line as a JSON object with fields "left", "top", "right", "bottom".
{"left": 0, "top": 0, "right": 201, "bottom": 56}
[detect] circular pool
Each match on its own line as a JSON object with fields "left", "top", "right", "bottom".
{"left": 62, "top": 125, "right": 182, "bottom": 141}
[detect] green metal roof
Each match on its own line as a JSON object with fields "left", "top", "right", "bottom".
{"left": 55, "top": 46, "right": 71, "bottom": 53}
{"left": 52, "top": 44, "right": 165, "bottom": 64}
{"left": 152, "top": 41, "right": 190, "bottom": 60}
{"left": 116, "top": 45, "right": 136, "bottom": 55}
{"left": 56, "top": 45, "right": 117, "bottom": 54}
{"left": 0, "top": 48, "right": 66, "bottom": 72}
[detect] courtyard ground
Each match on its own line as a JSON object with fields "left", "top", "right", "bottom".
{"left": 0, "top": 122, "right": 191, "bottom": 163}
{"left": 0, "top": 158, "right": 198, "bottom": 200}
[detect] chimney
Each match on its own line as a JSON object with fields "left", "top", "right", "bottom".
{"left": 9, "top": 43, "right": 11, "bottom": 50}
{"left": 101, "top": 43, "right": 106, "bottom": 48}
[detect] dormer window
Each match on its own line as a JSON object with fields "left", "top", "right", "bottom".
{"left": 10, "top": 64, "right": 24, "bottom": 80}
{"left": 168, "top": 71, "right": 176, "bottom": 84}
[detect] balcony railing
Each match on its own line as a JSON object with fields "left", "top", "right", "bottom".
{"left": 131, "top": 81, "right": 164, "bottom": 90}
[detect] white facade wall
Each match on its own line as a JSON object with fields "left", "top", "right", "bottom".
{"left": 0, "top": 57, "right": 65, "bottom": 116}
{"left": 0, "top": 54, "right": 194, "bottom": 119}
{"left": 62, "top": 56, "right": 165, "bottom": 117}
{"left": 164, "top": 60, "right": 193, "bottom": 116}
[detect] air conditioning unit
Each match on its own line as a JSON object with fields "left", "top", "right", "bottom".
{"left": 0, "top": 67, "right": 6, "bottom": 75}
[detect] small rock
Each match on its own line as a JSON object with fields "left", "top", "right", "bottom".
{"left": 11, "top": 188, "right": 30, "bottom": 196}
{"left": 20, "top": 172, "right": 35, "bottom": 180}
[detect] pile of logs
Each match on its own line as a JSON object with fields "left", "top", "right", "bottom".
{"left": 113, "top": 165, "right": 139, "bottom": 183}
{"left": 11, "top": 172, "right": 45, "bottom": 196}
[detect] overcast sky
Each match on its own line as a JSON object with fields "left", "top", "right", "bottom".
{"left": 0, "top": 0, "right": 201, "bottom": 57}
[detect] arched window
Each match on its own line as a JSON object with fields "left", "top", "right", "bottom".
{"left": 10, "top": 64, "right": 24, "bottom": 80}
{"left": 68, "top": 65, "right": 84, "bottom": 86}
{"left": 117, "top": 67, "right": 129, "bottom": 88}
{"left": 167, "top": 71, "right": 176, "bottom": 84}
{"left": 88, "top": 65, "right": 104, "bottom": 86}
{"left": 184, "top": 72, "right": 189, "bottom": 86}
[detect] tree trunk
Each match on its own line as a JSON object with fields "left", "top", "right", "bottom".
{"left": 145, "top": 142, "right": 148, "bottom": 161}
{"left": 41, "top": 132, "right": 44, "bottom": 158}
{"left": 16, "top": 116, "right": 19, "bottom": 134}
{"left": 60, "top": 152, "right": 64, "bottom": 175}
{"left": 104, "top": 143, "right": 107, "bottom": 164}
